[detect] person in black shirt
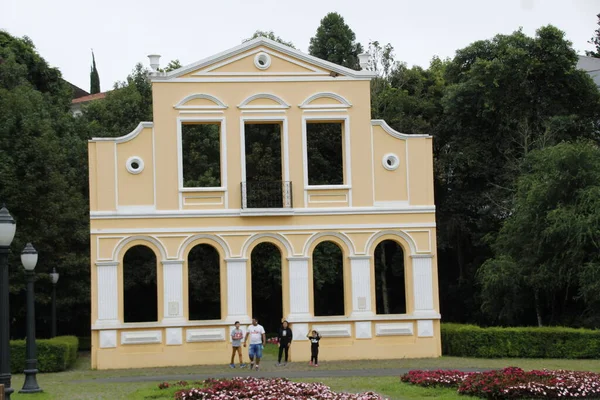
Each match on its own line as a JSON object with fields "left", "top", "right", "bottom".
{"left": 307, "top": 330, "right": 321, "bottom": 366}
{"left": 277, "top": 320, "right": 293, "bottom": 366}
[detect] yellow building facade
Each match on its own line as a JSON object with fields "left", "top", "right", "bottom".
{"left": 88, "top": 38, "right": 441, "bottom": 370}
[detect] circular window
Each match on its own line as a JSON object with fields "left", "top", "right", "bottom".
{"left": 126, "top": 156, "right": 144, "bottom": 174}
{"left": 382, "top": 153, "right": 400, "bottom": 171}
{"left": 254, "top": 52, "right": 271, "bottom": 70}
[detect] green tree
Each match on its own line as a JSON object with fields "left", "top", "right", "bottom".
{"left": 244, "top": 30, "right": 295, "bottom": 48}
{"left": 586, "top": 13, "right": 600, "bottom": 58}
{"left": 0, "top": 31, "right": 90, "bottom": 337}
{"left": 308, "top": 12, "right": 363, "bottom": 69}
{"left": 90, "top": 51, "right": 100, "bottom": 94}
{"left": 436, "top": 26, "right": 600, "bottom": 324}
{"left": 478, "top": 141, "right": 600, "bottom": 328}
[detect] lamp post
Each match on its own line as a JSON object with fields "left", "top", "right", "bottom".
{"left": 49, "top": 268, "right": 59, "bottom": 338}
{"left": 19, "top": 243, "right": 42, "bottom": 394}
{"left": 0, "top": 205, "right": 16, "bottom": 400}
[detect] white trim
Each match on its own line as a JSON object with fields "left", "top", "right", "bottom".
{"left": 114, "top": 143, "right": 118, "bottom": 209}
{"left": 99, "top": 330, "right": 117, "bottom": 348}
{"left": 365, "top": 230, "right": 420, "bottom": 256}
{"left": 121, "top": 330, "right": 162, "bottom": 345}
{"left": 313, "top": 324, "right": 352, "bottom": 338}
{"left": 157, "top": 37, "right": 376, "bottom": 80}
{"left": 303, "top": 231, "right": 355, "bottom": 256}
{"left": 152, "top": 124, "right": 157, "bottom": 208}
{"left": 302, "top": 115, "right": 352, "bottom": 206}
{"left": 197, "top": 47, "right": 326, "bottom": 75}
{"left": 166, "top": 328, "right": 183, "bottom": 345}
{"left": 306, "top": 184, "right": 351, "bottom": 190}
{"left": 375, "top": 323, "right": 414, "bottom": 336}
{"left": 240, "top": 115, "right": 289, "bottom": 187}
{"left": 254, "top": 52, "right": 271, "bottom": 70}
{"left": 417, "top": 320, "right": 434, "bottom": 337}
{"left": 90, "top": 205, "right": 436, "bottom": 219}
{"left": 241, "top": 232, "right": 293, "bottom": 258}
{"left": 186, "top": 328, "right": 226, "bottom": 342}
{"left": 371, "top": 120, "right": 430, "bottom": 139}
{"left": 405, "top": 229, "right": 433, "bottom": 253}
{"left": 302, "top": 108, "right": 349, "bottom": 113}
{"left": 173, "top": 93, "right": 228, "bottom": 110}
{"left": 299, "top": 92, "right": 352, "bottom": 109}
{"left": 238, "top": 93, "right": 290, "bottom": 109}
{"left": 177, "top": 117, "right": 227, "bottom": 208}
{"left": 177, "top": 234, "right": 232, "bottom": 259}
{"left": 126, "top": 156, "right": 144, "bottom": 175}
{"left": 154, "top": 77, "right": 372, "bottom": 83}
{"left": 112, "top": 235, "right": 168, "bottom": 261}
{"left": 355, "top": 322, "right": 372, "bottom": 339}
{"left": 241, "top": 109, "right": 286, "bottom": 114}
{"left": 382, "top": 153, "right": 400, "bottom": 171}
{"left": 90, "top": 122, "right": 153, "bottom": 143}
{"left": 178, "top": 110, "right": 225, "bottom": 115}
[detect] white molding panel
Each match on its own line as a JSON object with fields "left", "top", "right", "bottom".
{"left": 226, "top": 259, "right": 248, "bottom": 320}
{"left": 99, "top": 330, "right": 117, "bottom": 348}
{"left": 350, "top": 257, "right": 373, "bottom": 316}
{"left": 96, "top": 262, "right": 118, "bottom": 323}
{"left": 166, "top": 328, "right": 183, "bottom": 345}
{"left": 375, "top": 323, "right": 414, "bottom": 336}
{"left": 288, "top": 258, "right": 310, "bottom": 318}
{"left": 355, "top": 322, "right": 372, "bottom": 339}
{"left": 314, "top": 324, "right": 352, "bottom": 338}
{"left": 162, "top": 261, "right": 184, "bottom": 321}
{"left": 412, "top": 256, "right": 435, "bottom": 315}
{"left": 121, "top": 330, "right": 162, "bottom": 345}
{"left": 417, "top": 320, "right": 434, "bottom": 337}
{"left": 186, "top": 328, "right": 226, "bottom": 342}
{"left": 292, "top": 323, "right": 309, "bottom": 341}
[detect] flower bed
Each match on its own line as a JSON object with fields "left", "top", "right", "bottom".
{"left": 401, "top": 367, "right": 600, "bottom": 398}
{"left": 266, "top": 337, "right": 279, "bottom": 344}
{"left": 166, "top": 377, "right": 385, "bottom": 399}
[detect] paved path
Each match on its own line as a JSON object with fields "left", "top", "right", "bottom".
{"left": 77, "top": 367, "right": 491, "bottom": 384}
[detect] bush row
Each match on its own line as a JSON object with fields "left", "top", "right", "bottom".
{"left": 10, "top": 336, "right": 78, "bottom": 373}
{"left": 442, "top": 323, "right": 600, "bottom": 358}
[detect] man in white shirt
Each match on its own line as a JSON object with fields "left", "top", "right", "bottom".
{"left": 243, "top": 317, "right": 266, "bottom": 371}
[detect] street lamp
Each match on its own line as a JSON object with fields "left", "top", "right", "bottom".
{"left": 0, "top": 205, "right": 16, "bottom": 400}
{"left": 19, "top": 243, "right": 42, "bottom": 394}
{"left": 49, "top": 268, "right": 59, "bottom": 338}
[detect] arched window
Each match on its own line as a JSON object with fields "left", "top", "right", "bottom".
{"left": 312, "top": 241, "right": 345, "bottom": 316}
{"left": 250, "top": 242, "right": 282, "bottom": 333}
{"left": 374, "top": 240, "right": 406, "bottom": 314}
{"left": 123, "top": 245, "right": 157, "bottom": 322}
{"left": 188, "top": 244, "right": 221, "bottom": 320}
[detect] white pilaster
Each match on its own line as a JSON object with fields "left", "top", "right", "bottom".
{"left": 162, "top": 260, "right": 185, "bottom": 323}
{"left": 288, "top": 257, "right": 311, "bottom": 320}
{"left": 350, "top": 256, "right": 374, "bottom": 317}
{"left": 96, "top": 262, "right": 119, "bottom": 326}
{"left": 411, "top": 255, "right": 436, "bottom": 316}
{"left": 226, "top": 259, "right": 250, "bottom": 322}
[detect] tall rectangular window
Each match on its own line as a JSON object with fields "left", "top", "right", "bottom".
{"left": 181, "top": 123, "right": 221, "bottom": 188}
{"left": 306, "top": 122, "right": 344, "bottom": 185}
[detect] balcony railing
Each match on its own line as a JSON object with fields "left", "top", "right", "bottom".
{"left": 241, "top": 181, "right": 293, "bottom": 209}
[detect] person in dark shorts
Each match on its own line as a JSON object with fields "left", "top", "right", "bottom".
{"left": 277, "top": 320, "right": 293, "bottom": 366}
{"left": 307, "top": 330, "right": 321, "bottom": 366}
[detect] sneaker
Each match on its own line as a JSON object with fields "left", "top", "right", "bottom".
{"left": 240, "top": 363, "right": 247, "bottom": 368}
{"left": 314, "top": 364, "right": 319, "bottom": 367}
{"left": 309, "top": 361, "right": 313, "bottom": 365}
{"left": 229, "top": 363, "right": 235, "bottom": 368}
{"left": 276, "top": 363, "right": 281, "bottom": 366}
{"left": 255, "top": 365, "right": 260, "bottom": 371}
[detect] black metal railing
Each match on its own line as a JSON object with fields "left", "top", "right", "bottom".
{"left": 241, "top": 181, "right": 293, "bottom": 209}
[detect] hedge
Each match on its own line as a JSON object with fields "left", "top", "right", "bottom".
{"left": 442, "top": 323, "right": 600, "bottom": 358}
{"left": 10, "top": 336, "right": 78, "bottom": 373}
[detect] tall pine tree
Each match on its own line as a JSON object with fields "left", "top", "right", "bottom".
{"left": 90, "top": 50, "right": 100, "bottom": 94}
{"left": 308, "top": 12, "right": 363, "bottom": 70}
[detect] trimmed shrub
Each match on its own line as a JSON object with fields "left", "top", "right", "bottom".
{"left": 10, "top": 336, "right": 78, "bottom": 373}
{"left": 442, "top": 323, "right": 600, "bottom": 358}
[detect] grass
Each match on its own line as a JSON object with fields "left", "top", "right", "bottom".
{"left": 5, "top": 349, "right": 600, "bottom": 399}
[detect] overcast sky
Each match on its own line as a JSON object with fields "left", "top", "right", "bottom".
{"left": 1, "top": 0, "right": 598, "bottom": 92}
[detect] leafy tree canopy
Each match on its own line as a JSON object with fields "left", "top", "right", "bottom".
{"left": 308, "top": 12, "right": 363, "bottom": 70}
{"left": 586, "top": 13, "right": 600, "bottom": 58}
{"left": 244, "top": 30, "right": 295, "bottom": 48}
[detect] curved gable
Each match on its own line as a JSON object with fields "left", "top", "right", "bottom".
{"left": 238, "top": 93, "right": 290, "bottom": 109}
{"left": 299, "top": 92, "right": 352, "bottom": 109}
{"left": 174, "top": 94, "right": 228, "bottom": 110}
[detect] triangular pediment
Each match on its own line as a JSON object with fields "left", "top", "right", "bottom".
{"left": 152, "top": 37, "right": 377, "bottom": 81}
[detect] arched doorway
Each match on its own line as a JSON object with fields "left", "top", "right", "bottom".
{"left": 188, "top": 244, "right": 221, "bottom": 320}
{"left": 374, "top": 240, "right": 406, "bottom": 314}
{"left": 123, "top": 245, "right": 158, "bottom": 322}
{"left": 312, "top": 241, "right": 345, "bottom": 316}
{"left": 250, "top": 242, "right": 282, "bottom": 333}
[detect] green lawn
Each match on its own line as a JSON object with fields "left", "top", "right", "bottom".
{"left": 6, "top": 350, "right": 600, "bottom": 400}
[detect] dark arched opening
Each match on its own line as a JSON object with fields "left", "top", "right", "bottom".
{"left": 188, "top": 244, "right": 221, "bottom": 320}
{"left": 250, "top": 242, "right": 282, "bottom": 333}
{"left": 374, "top": 240, "right": 406, "bottom": 314}
{"left": 123, "top": 245, "right": 157, "bottom": 322}
{"left": 313, "top": 241, "right": 345, "bottom": 316}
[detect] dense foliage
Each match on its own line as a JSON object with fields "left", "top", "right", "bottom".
{"left": 1, "top": 14, "right": 600, "bottom": 336}
{"left": 10, "top": 335, "right": 78, "bottom": 372}
{"left": 90, "top": 51, "right": 100, "bottom": 94}
{"left": 441, "top": 323, "right": 600, "bottom": 358}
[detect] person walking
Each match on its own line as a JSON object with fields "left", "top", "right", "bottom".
{"left": 276, "top": 320, "right": 293, "bottom": 366}
{"left": 307, "top": 330, "right": 321, "bottom": 366}
{"left": 243, "top": 317, "right": 266, "bottom": 371}
{"left": 229, "top": 321, "right": 247, "bottom": 368}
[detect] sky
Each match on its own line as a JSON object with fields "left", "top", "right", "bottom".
{"left": 1, "top": 0, "right": 598, "bottom": 92}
